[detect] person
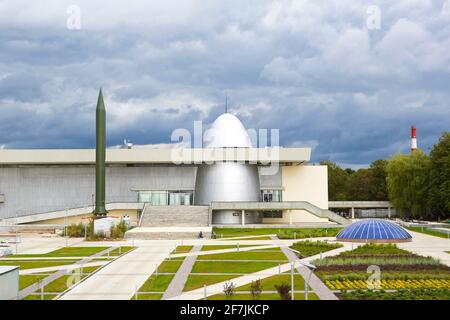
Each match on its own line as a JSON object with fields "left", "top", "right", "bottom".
{"left": 198, "top": 231, "right": 203, "bottom": 238}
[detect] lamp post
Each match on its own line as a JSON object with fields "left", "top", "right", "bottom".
{"left": 286, "top": 247, "right": 317, "bottom": 301}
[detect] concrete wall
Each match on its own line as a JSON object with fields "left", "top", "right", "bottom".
{"left": 263, "top": 165, "right": 329, "bottom": 224}
{"left": 27, "top": 209, "right": 139, "bottom": 226}
{"left": 0, "top": 166, "right": 197, "bottom": 219}
{"left": 0, "top": 267, "right": 19, "bottom": 300}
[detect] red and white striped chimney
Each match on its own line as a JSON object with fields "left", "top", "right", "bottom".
{"left": 411, "top": 125, "right": 417, "bottom": 153}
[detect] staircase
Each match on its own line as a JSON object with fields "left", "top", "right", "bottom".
{"left": 139, "top": 205, "right": 210, "bottom": 227}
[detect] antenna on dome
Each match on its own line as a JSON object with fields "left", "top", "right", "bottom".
{"left": 225, "top": 95, "right": 228, "bottom": 113}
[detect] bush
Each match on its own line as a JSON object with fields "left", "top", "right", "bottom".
{"left": 274, "top": 283, "right": 291, "bottom": 300}
{"left": 110, "top": 221, "right": 128, "bottom": 239}
{"left": 66, "top": 222, "right": 89, "bottom": 238}
{"left": 223, "top": 281, "right": 235, "bottom": 300}
{"left": 277, "top": 228, "right": 342, "bottom": 239}
{"left": 250, "top": 279, "right": 262, "bottom": 300}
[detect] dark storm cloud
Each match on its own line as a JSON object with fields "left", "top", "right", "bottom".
{"left": 0, "top": 0, "right": 449, "bottom": 167}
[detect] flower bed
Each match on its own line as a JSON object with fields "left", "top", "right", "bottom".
{"left": 326, "top": 279, "right": 450, "bottom": 290}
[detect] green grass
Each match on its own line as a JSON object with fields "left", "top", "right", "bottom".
{"left": 208, "top": 292, "right": 319, "bottom": 300}
{"left": 213, "top": 227, "right": 342, "bottom": 239}
{"left": 172, "top": 246, "right": 193, "bottom": 253}
{"left": 22, "top": 294, "right": 57, "bottom": 300}
{"left": 290, "top": 240, "right": 343, "bottom": 258}
{"left": 339, "top": 243, "right": 410, "bottom": 256}
{"left": 183, "top": 275, "right": 238, "bottom": 291}
{"left": 406, "top": 227, "right": 449, "bottom": 238}
{"left": 42, "top": 266, "right": 100, "bottom": 293}
{"left": 218, "top": 236, "right": 274, "bottom": 241}
{"left": 157, "top": 258, "right": 185, "bottom": 273}
{"left": 0, "top": 260, "right": 77, "bottom": 270}
{"left": 197, "top": 250, "right": 287, "bottom": 261}
{"left": 313, "top": 255, "right": 440, "bottom": 267}
{"left": 19, "top": 274, "right": 50, "bottom": 290}
{"left": 192, "top": 261, "right": 281, "bottom": 274}
{"left": 201, "top": 245, "right": 263, "bottom": 251}
{"left": 138, "top": 274, "right": 174, "bottom": 293}
{"left": 136, "top": 293, "right": 163, "bottom": 300}
{"left": 235, "top": 273, "right": 307, "bottom": 291}
{"left": 12, "top": 246, "right": 110, "bottom": 258}
{"left": 103, "top": 246, "right": 134, "bottom": 256}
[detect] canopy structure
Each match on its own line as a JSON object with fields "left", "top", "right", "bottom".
{"left": 336, "top": 219, "right": 412, "bottom": 243}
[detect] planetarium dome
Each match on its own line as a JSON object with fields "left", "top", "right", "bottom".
{"left": 336, "top": 219, "right": 412, "bottom": 243}
{"left": 194, "top": 112, "right": 261, "bottom": 224}
{"left": 204, "top": 113, "right": 253, "bottom": 148}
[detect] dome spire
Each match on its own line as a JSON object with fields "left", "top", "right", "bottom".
{"left": 225, "top": 95, "right": 228, "bottom": 113}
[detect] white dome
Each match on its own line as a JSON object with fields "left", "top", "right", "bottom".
{"left": 204, "top": 113, "right": 253, "bottom": 148}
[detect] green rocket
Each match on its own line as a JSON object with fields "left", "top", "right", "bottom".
{"left": 94, "top": 89, "right": 108, "bottom": 217}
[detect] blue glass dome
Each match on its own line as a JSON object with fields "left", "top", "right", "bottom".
{"left": 336, "top": 219, "right": 412, "bottom": 243}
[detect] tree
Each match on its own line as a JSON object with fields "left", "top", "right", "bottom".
{"left": 250, "top": 279, "right": 262, "bottom": 300}
{"left": 386, "top": 150, "right": 431, "bottom": 219}
{"left": 347, "top": 169, "right": 375, "bottom": 201}
{"left": 427, "top": 132, "right": 450, "bottom": 219}
{"left": 369, "top": 159, "right": 388, "bottom": 201}
{"left": 320, "top": 161, "right": 350, "bottom": 200}
{"left": 223, "top": 281, "right": 235, "bottom": 300}
{"left": 274, "top": 283, "right": 291, "bottom": 300}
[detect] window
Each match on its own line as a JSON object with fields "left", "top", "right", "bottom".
{"left": 138, "top": 190, "right": 193, "bottom": 206}
{"left": 262, "top": 211, "right": 283, "bottom": 218}
{"left": 261, "top": 190, "right": 282, "bottom": 202}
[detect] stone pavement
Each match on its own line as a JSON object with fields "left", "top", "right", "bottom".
{"left": 19, "top": 246, "right": 115, "bottom": 299}
{"left": 59, "top": 245, "right": 171, "bottom": 300}
{"left": 398, "top": 230, "right": 450, "bottom": 266}
{"left": 19, "top": 261, "right": 108, "bottom": 275}
{"left": 169, "top": 245, "right": 348, "bottom": 300}
{"left": 272, "top": 235, "right": 340, "bottom": 300}
{"left": 162, "top": 245, "right": 202, "bottom": 299}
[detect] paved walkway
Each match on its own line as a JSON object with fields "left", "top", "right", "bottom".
{"left": 162, "top": 245, "right": 202, "bottom": 300}
{"left": 398, "top": 231, "right": 450, "bottom": 266}
{"left": 272, "top": 236, "right": 340, "bottom": 300}
{"left": 20, "top": 261, "right": 108, "bottom": 275}
{"left": 19, "top": 247, "right": 115, "bottom": 299}
{"left": 59, "top": 245, "right": 171, "bottom": 300}
{"left": 169, "top": 246, "right": 348, "bottom": 300}
{"left": 170, "top": 245, "right": 278, "bottom": 259}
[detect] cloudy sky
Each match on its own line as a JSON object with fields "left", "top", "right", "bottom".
{"left": 1, "top": 0, "right": 449, "bottom": 167}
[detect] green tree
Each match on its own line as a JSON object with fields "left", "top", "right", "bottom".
{"left": 320, "top": 161, "right": 350, "bottom": 200}
{"left": 347, "top": 169, "right": 375, "bottom": 201}
{"left": 427, "top": 132, "right": 450, "bottom": 219}
{"left": 369, "top": 159, "right": 388, "bottom": 201}
{"left": 386, "top": 150, "right": 431, "bottom": 218}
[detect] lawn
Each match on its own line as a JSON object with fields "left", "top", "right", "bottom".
{"left": 201, "top": 245, "right": 263, "bottom": 251}
{"left": 208, "top": 292, "right": 319, "bottom": 300}
{"left": 19, "top": 274, "right": 52, "bottom": 290}
{"left": 406, "top": 226, "right": 449, "bottom": 238}
{"left": 136, "top": 293, "right": 163, "bottom": 300}
{"left": 191, "top": 261, "right": 281, "bottom": 274}
{"left": 218, "top": 236, "right": 274, "bottom": 241}
{"left": 197, "top": 250, "right": 288, "bottom": 261}
{"left": 172, "top": 246, "right": 193, "bottom": 253}
{"left": 0, "top": 260, "right": 77, "bottom": 270}
{"left": 157, "top": 258, "right": 185, "bottom": 273}
{"left": 12, "top": 246, "right": 111, "bottom": 258}
{"left": 213, "top": 227, "right": 342, "bottom": 239}
{"left": 183, "top": 275, "right": 238, "bottom": 292}
{"left": 103, "top": 246, "right": 134, "bottom": 256}
{"left": 41, "top": 266, "right": 100, "bottom": 294}
{"left": 235, "top": 273, "right": 308, "bottom": 291}
{"left": 22, "top": 294, "right": 57, "bottom": 300}
{"left": 290, "top": 240, "right": 343, "bottom": 258}
{"left": 138, "top": 274, "right": 175, "bottom": 293}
